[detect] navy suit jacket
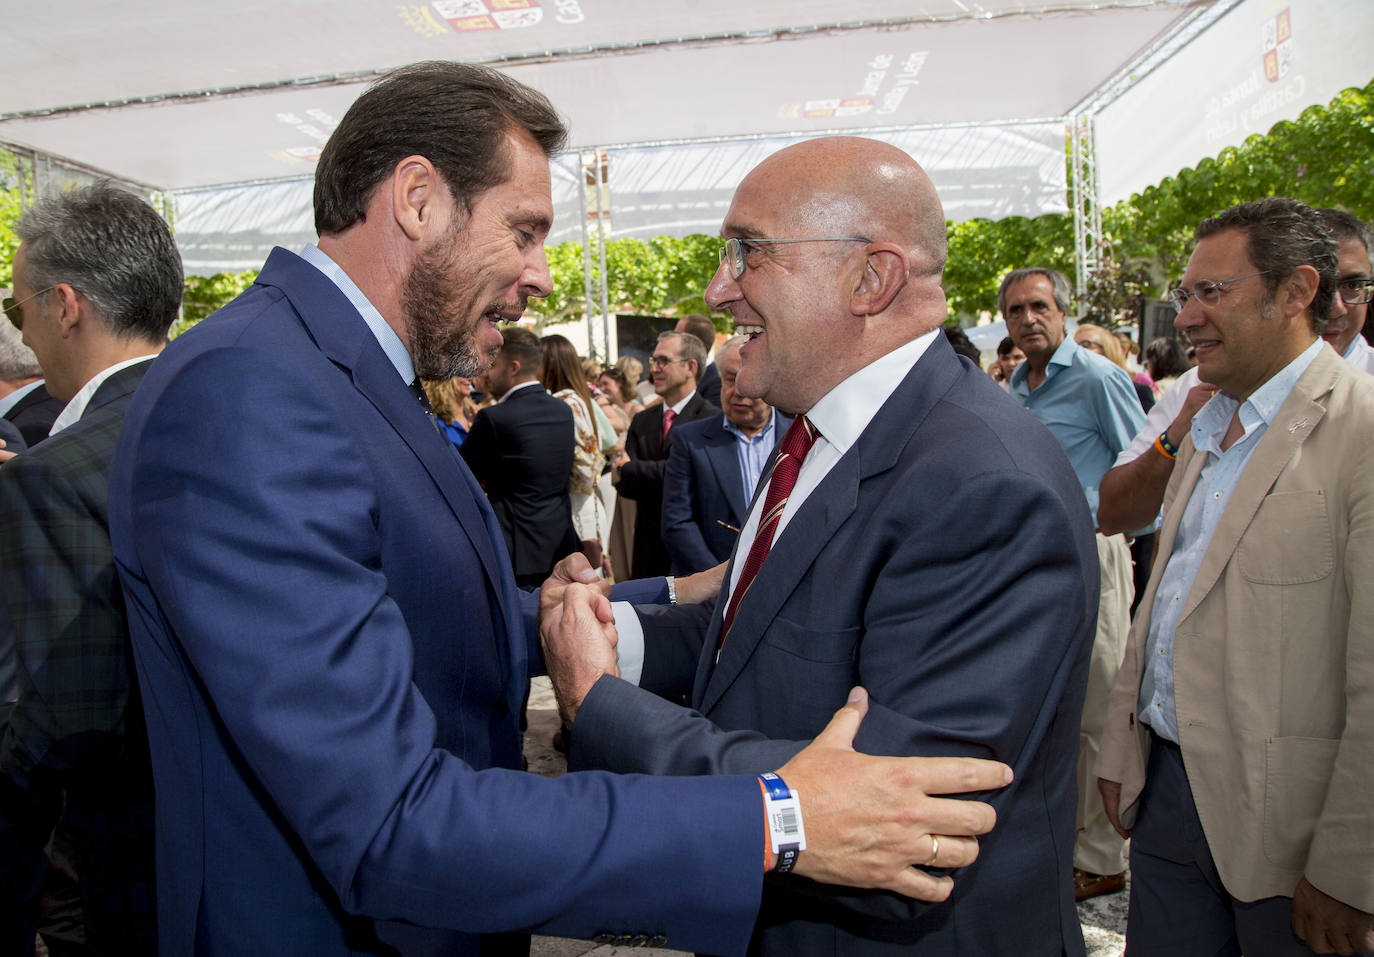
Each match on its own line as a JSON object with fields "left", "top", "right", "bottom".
{"left": 661, "top": 412, "right": 791, "bottom": 575}
{"left": 618, "top": 393, "right": 718, "bottom": 578}
{"left": 572, "top": 338, "right": 1098, "bottom": 956}
{"left": 696, "top": 362, "right": 722, "bottom": 408}
{"left": 0, "top": 417, "right": 24, "bottom": 456}
{"left": 107, "top": 248, "right": 765, "bottom": 957}
{"left": 460, "top": 383, "right": 580, "bottom": 582}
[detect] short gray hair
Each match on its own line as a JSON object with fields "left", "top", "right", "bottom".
{"left": 997, "top": 267, "right": 1073, "bottom": 319}
{"left": 657, "top": 330, "right": 706, "bottom": 382}
{"left": 0, "top": 319, "right": 42, "bottom": 380}
{"left": 17, "top": 182, "right": 183, "bottom": 342}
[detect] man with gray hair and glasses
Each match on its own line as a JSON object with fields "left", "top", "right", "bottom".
{"left": 0, "top": 181, "right": 183, "bottom": 955}
{"left": 1098, "top": 197, "right": 1374, "bottom": 956}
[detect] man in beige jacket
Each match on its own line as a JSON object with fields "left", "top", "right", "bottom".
{"left": 1097, "top": 197, "right": 1374, "bottom": 956}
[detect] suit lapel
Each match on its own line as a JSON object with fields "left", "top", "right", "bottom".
{"left": 701, "top": 419, "right": 747, "bottom": 519}
{"left": 696, "top": 338, "right": 962, "bottom": 714}
{"left": 259, "top": 250, "right": 514, "bottom": 631}
{"left": 1179, "top": 352, "right": 1336, "bottom": 622}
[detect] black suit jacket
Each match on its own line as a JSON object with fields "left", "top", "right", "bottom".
{"left": 574, "top": 339, "right": 1098, "bottom": 956}
{"left": 460, "top": 382, "right": 581, "bottom": 583}
{"left": 3, "top": 383, "right": 64, "bottom": 448}
{"left": 0, "top": 360, "right": 158, "bottom": 952}
{"left": 0, "top": 418, "right": 23, "bottom": 456}
{"left": 618, "top": 392, "right": 718, "bottom": 578}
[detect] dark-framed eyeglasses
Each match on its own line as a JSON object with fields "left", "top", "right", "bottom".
{"left": 648, "top": 354, "right": 688, "bottom": 369}
{"left": 1337, "top": 277, "right": 1374, "bottom": 305}
{"left": 3, "top": 287, "right": 56, "bottom": 330}
{"left": 719, "top": 236, "right": 871, "bottom": 280}
{"left": 1167, "top": 270, "right": 1270, "bottom": 314}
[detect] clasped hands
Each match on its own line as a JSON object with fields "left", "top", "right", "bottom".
{"left": 539, "top": 556, "right": 1012, "bottom": 902}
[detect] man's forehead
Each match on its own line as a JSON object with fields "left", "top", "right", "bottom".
{"left": 1338, "top": 236, "right": 1372, "bottom": 275}
{"left": 1184, "top": 229, "right": 1251, "bottom": 279}
{"left": 1006, "top": 275, "right": 1055, "bottom": 302}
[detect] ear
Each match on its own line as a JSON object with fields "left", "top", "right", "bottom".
{"left": 51, "top": 284, "right": 84, "bottom": 337}
{"left": 389, "top": 155, "right": 444, "bottom": 242}
{"left": 1283, "top": 264, "right": 1320, "bottom": 320}
{"left": 849, "top": 244, "right": 909, "bottom": 318}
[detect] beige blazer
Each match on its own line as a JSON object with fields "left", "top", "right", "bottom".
{"left": 1099, "top": 346, "right": 1374, "bottom": 913}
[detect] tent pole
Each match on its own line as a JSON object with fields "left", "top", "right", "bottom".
{"left": 594, "top": 150, "right": 611, "bottom": 363}
{"left": 577, "top": 151, "right": 596, "bottom": 358}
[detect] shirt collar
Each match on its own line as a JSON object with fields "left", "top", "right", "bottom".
{"left": 49, "top": 356, "right": 157, "bottom": 436}
{"left": 300, "top": 243, "right": 416, "bottom": 386}
{"left": 668, "top": 390, "right": 697, "bottom": 416}
{"left": 1193, "top": 338, "right": 1325, "bottom": 452}
{"left": 497, "top": 379, "right": 543, "bottom": 404}
{"left": 806, "top": 329, "right": 938, "bottom": 455}
{"left": 0, "top": 378, "right": 43, "bottom": 418}
{"left": 722, "top": 408, "right": 776, "bottom": 443}
{"left": 1009, "top": 336, "right": 1077, "bottom": 395}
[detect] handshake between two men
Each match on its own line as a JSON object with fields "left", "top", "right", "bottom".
{"left": 536, "top": 555, "right": 1011, "bottom": 905}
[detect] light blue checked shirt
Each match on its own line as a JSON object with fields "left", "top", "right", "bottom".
{"left": 1138, "top": 338, "right": 1325, "bottom": 742}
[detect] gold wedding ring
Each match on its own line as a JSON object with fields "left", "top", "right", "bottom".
{"left": 922, "top": 835, "right": 940, "bottom": 868}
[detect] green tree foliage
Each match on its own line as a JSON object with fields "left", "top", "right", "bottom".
{"left": 944, "top": 214, "right": 1074, "bottom": 321}
{"left": 529, "top": 233, "right": 725, "bottom": 329}
{"left": 1104, "top": 78, "right": 1374, "bottom": 284}
{"left": 173, "top": 271, "right": 259, "bottom": 338}
{"left": 0, "top": 151, "right": 33, "bottom": 290}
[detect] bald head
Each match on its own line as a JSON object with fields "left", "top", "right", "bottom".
{"left": 705, "top": 136, "right": 951, "bottom": 415}
{"left": 740, "top": 137, "right": 947, "bottom": 279}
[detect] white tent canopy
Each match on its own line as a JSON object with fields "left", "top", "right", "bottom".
{"left": 3, "top": 0, "right": 1371, "bottom": 277}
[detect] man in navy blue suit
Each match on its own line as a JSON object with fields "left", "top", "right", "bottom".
{"left": 549, "top": 136, "right": 1099, "bottom": 956}
{"left": 107, "top": 63, "right": 1011, "bottom": 957}
{"left": 662, "top": 336, "right": 790, "bottom": 574}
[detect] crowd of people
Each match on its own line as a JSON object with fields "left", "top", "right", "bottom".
{"left": 0, "top": 58, "right": 1371, "bottom": 957}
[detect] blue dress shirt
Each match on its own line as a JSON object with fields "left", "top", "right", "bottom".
{"left": 1138, "top": 338, "right": 1325, "bottom": 742}
{"left": 1011, "top": 338, "right": 1145, "bottom": 526}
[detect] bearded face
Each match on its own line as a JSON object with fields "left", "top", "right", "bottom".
{"left": 402, "top": 221, "right": 495, "bottom": 381}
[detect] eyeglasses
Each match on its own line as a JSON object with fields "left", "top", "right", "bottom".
{"left": 1338, "top": 277, "right": 1374, "bottom": 305}
{"left": 1167, "top": 271, "right": 1270, "bottom": 314}
{"left": 648, "top": 355, "right": 688, "bottom": 369}
{"left": 719, "top": 236, "right": 870, "bottom": 280}
{"left": 3, "top": 287, "right": 55, "bottom": 330}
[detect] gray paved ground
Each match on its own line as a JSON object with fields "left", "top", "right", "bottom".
{"left": 526, "top": 677, "right": 1127, "bottom": 957}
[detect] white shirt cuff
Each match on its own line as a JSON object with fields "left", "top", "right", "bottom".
{"left": 611, "top": 601, "right": 645, "bottom": 686}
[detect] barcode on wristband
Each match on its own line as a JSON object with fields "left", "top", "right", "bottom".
{"left": 766, "top": 792, "right": 806, "bottom": 855}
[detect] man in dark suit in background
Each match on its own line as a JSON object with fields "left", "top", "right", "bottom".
{"left": 0, "top": 314, "right": 63, "bottom": 448}
{"left": 547, "top": 136, "right": 1098, "bottom": 956}
{"left": 106, "top": 64, "right": 1010, "bottom": 957}
{"left": 615, "top": 329, "right": 718, "bottom": 578}
{"left": 0, "top": 182, "right": 182, "bottom": 956}
{"left": 662, "top": 335, "right": 789, "bottom": 574}
{"left": 462, "top": 326, "right": 580, "bottom": 589}
{"left": 0, "top": 418, "right": 23, "bottom": 458}
{"left": 676, "top": 312, "right": 721, "bottom": 406}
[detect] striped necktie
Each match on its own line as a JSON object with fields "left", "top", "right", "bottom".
{"left": 720, "top": 415, "right": 818, "bottom": 642}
